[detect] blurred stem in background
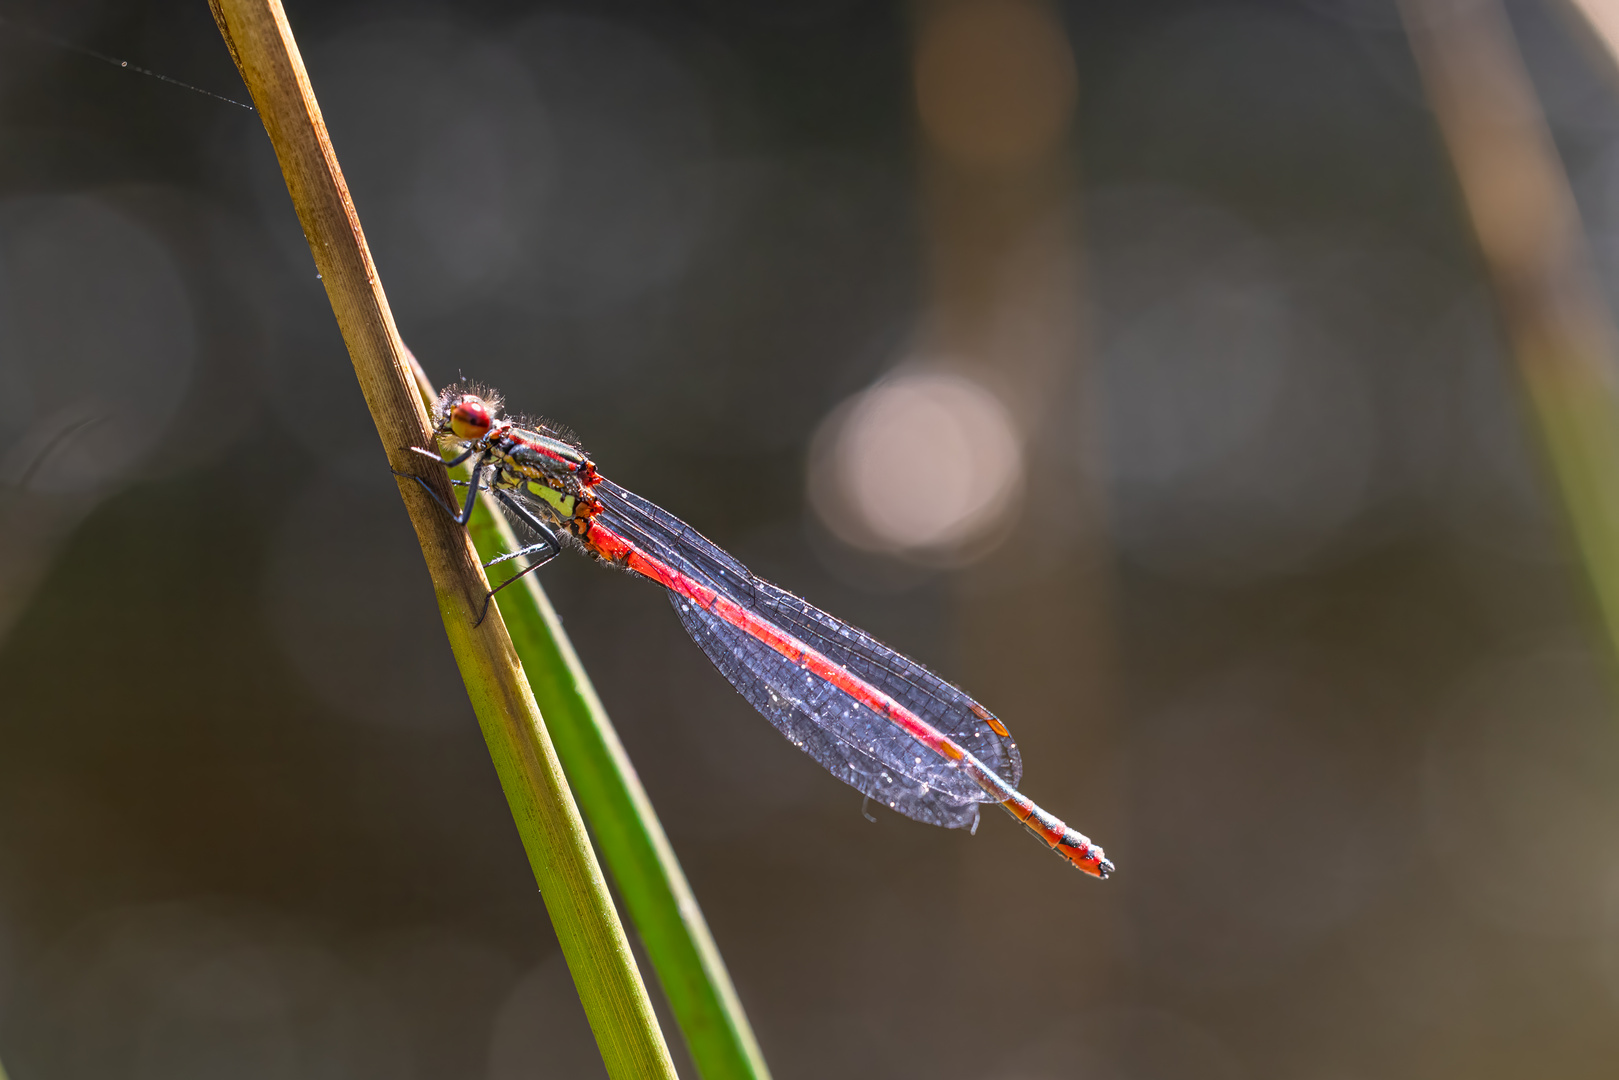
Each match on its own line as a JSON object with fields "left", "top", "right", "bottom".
{"left": 401, "top": 356, "right": 771, "bottom": 1080}
{"left": 1402, "top": 0, "right": 1619, "bottom": 680}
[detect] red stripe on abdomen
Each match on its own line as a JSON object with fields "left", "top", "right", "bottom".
{"left": 587, "top": 522, "right": 969, "bottom": 765}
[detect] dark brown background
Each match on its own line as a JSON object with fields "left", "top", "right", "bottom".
{"left": 3, "top": 1, "right": 1618, "bottom": 1077}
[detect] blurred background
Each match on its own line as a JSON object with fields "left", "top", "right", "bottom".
{"left": 4, "top": 0, "right": 1619, "bottom": 1076}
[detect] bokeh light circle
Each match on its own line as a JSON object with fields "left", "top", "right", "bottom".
{"left": 810, "top": 371, "right": 1024, "bottom": 560}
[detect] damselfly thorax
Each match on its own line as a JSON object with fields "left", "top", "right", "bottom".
{"left": 429, "top": 387, "right": 603, "bottom": 539}
{"left": 483, "top": 431, "right": 601, "bottom": 535}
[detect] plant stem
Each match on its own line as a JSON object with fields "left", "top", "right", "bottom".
{"left": 402, "top": 357, "right": 771, "bottom": 1080}
{"left": 206, "top": 3, "right": 676, "bottom": 1075}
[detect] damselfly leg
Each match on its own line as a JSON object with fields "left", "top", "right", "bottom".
{"left": 398, "top": 445, "right": 483, "bottom": 525}
{"left": 401, "top": 445, "right": 566, "bottom": 626}
{"left": 470, "top": 487, "right": 565, "bottom": 624}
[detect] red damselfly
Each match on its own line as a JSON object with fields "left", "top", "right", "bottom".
{"left": 403, "top": 383, "right": 1112, "bottom": 878}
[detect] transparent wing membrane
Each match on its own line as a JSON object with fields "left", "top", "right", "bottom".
{"left": 671, "top": 595, "right": 982, "bottom": 828}
{"left": 591, "top": 479, "right": 1022, "bottom": 828}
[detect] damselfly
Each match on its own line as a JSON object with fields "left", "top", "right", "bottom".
{"left": 404, "top": 383, "right": 1112, "bottom": 878}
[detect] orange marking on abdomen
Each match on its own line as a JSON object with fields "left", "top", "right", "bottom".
{"left": 1001, "top": 797, "right": 1035, "bottom": 824}
{"left": 968, "top": 701, "right": 1012, "bottom": 739}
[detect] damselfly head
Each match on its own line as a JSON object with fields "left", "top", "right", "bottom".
{"left": 447, "top": 395, "right": 494, "bottom": 441}
{"left": 432, "top": 384, "right": 503, "bottom": 443}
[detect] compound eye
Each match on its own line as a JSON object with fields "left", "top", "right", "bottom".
{"left": 449, "top": 396, "right": 493, "bottom": 441}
